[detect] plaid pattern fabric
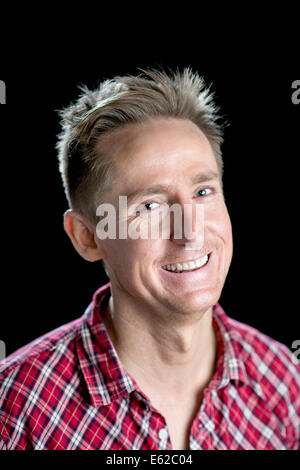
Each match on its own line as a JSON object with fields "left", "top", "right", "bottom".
{"left": 0, "top": 282, "right": 299, "bottom": 450}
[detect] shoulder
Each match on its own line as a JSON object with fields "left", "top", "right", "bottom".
{"left": 228, "top": 315, "right": 299, "bottom": 378}
{"left": 0, "top": 317, "right": 85, "bottom": 449}
{"left": 226, "top": 314, "right": 300, "bottom": 417}
{"left": 0, "top": 318, "right": 82, "bottom": 447}
{"left": 0, "top": 317, "right": 81, "bottom": 379}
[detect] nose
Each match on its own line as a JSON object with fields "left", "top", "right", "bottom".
{"left": 170, "top": 201, "right": 205, "bottom": 250}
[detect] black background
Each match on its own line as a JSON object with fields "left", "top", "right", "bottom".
{"left": 0, "top": 20, "right": 299, "bottom": 358}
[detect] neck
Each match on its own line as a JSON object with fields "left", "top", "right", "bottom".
{"left": 103, "top": 293, "right": 218, "bottom": 399}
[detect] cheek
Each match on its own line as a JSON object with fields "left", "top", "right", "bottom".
{"left": 101, "top": 237, "right": 157, "bottom": 275}
{"left": 98, "top": 239, "right": 130, "bottom": 275}
{"left": 206, "top": 201, "right": 233, "bottom": 245}
{"left": 224, "top": 212, "right": 233, "bottom": 263}
{"left": 220, "top": 207, "right": 233, "bottom": 269}
{"left": 222, "top": 206, "right": 233, "bottom": 241}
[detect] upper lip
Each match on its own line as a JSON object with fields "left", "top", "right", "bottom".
{"left": 161, "top": 252, "right": 211, "bottom": 266}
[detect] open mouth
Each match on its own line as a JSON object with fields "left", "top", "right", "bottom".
{"left": 161, "top": 253, "right": 210, "bottom": 273}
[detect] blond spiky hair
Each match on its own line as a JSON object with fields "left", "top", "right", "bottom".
{"left": 56, "top": 67, "right": 225, "bottom": 223}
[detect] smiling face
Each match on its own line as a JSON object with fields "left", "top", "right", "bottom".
{"left": 96, "top": 117, "right": 233, "bottom": 320}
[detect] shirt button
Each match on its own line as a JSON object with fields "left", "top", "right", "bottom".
{"left": 158, "top": 428, "right": 168, "bottom": 440}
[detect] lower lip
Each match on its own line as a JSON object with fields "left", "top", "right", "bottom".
{"left": 159, "top": 252, "right": 213, "bottom": 284}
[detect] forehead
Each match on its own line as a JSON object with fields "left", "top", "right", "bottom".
{"left": 100, "top": 118, "right": 218, "bottom": 188}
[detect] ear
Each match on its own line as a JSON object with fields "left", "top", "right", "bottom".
{"left": 63, "top": 209, "right": 103, "bottom": 262}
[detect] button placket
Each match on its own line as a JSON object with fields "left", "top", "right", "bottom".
{"left": 158, "top": 427, "right": 168, "bottom": 440}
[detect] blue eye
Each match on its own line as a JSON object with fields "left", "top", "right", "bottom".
{"left": 196, "top": 188, "right": 212, "bottom": 197}
{"left": 144, "top": 202, "right": 159, "bottom": 211}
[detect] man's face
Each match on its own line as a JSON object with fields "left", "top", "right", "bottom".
{"left": 96, "top": 118, "right": 233, "bottom": 319}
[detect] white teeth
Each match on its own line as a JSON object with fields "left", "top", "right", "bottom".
{"left": 163, "top": 255, "right": 209, "bottom": 272}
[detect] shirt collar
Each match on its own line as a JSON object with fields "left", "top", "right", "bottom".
{"left": 77, "top": 283, "right": 252, "bottom": 407}
{"left": 76, "top": 282, "right": 137, "bottom": 407}
{"left": 210, "top": 303, "right": 250, "bottom": 390}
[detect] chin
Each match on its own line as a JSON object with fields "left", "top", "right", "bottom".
{"left": 167, "top": 287, "right": 222, "bottom": 317}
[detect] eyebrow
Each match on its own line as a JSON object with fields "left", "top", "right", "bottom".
{"left": 126, "top": 171, "right": 220, "bottom": 204}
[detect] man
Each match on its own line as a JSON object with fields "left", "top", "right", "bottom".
{"left": 0, "top": 68, "right": 299, "bottom": 450}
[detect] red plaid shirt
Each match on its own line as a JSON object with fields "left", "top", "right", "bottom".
{"left": 0, "top": 282, "right": 299, "bottom": 450}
